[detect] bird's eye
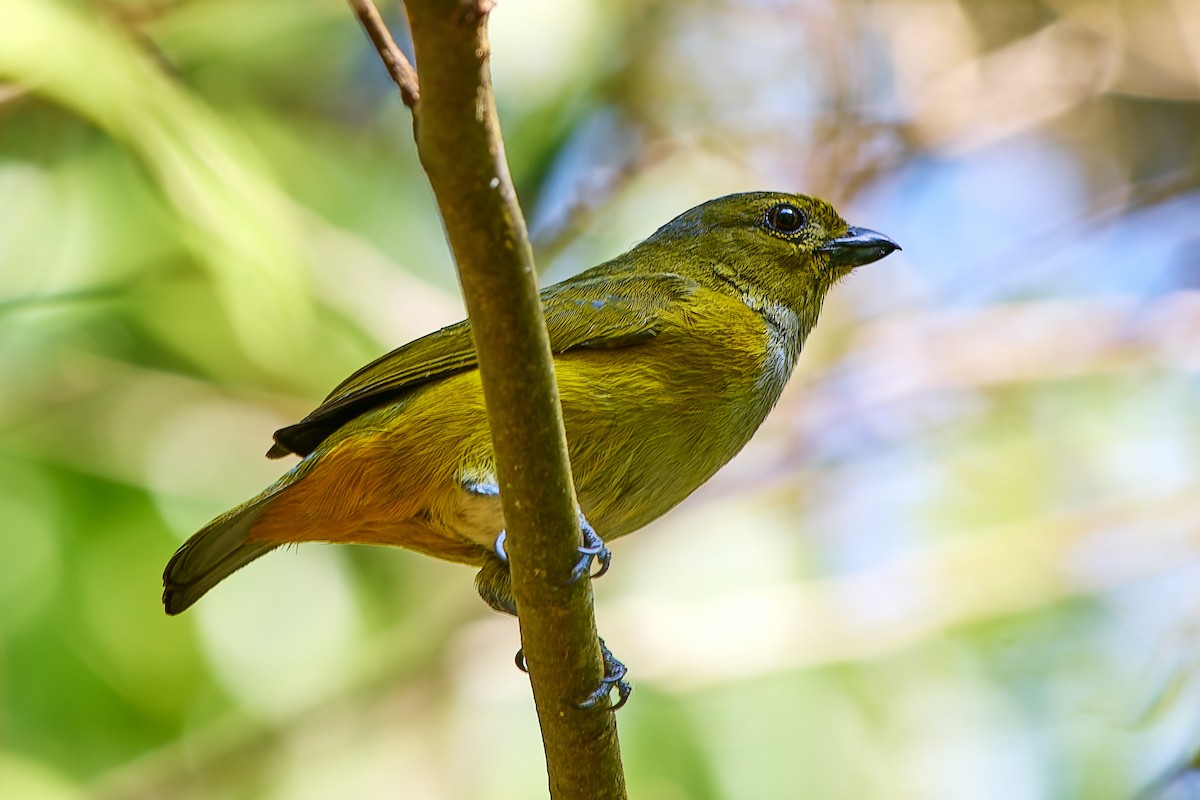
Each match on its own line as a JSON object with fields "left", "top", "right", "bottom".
{"left": 765, "top": 203, "right": 806, "bottom": 234}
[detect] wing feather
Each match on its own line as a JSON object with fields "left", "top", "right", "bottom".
{"left": 267, "top": 270, "right": 698, "bottom": 458}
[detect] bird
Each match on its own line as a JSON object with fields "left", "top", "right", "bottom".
{"left": 162, "top": 190, "right": 899, "bottom": 707}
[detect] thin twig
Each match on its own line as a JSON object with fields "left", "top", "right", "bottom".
{"left": 346, "top": 0, "right": 419, "bottom": 108}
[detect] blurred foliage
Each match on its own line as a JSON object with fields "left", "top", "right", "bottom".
{"left": 2, "top": 0, "right": 1200, "bottom": 798}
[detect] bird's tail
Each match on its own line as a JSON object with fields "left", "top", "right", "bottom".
{"left": 162, "top": 498, "right": 279, "bottom": 615}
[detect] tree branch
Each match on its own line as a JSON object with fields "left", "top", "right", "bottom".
{"left": 345, "top": 0, "right": 419, "bottom": 108}
{"left": 350, "top": 1, "right": 626, "bottom": 797}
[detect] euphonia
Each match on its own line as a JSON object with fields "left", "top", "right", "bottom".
{"left": 163, "top": 191, "right": 899, "bottom": 705}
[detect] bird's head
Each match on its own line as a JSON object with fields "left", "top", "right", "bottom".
{"left": 644, "top": 191, "right": 900, "bottom": 313}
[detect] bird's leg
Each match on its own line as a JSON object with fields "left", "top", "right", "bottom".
{"left": 484, "top": 530, "right": 528, "bottom": 673}
{"left": 474, "top": 544, "right": 517, "bottom": 616}
{"left": 463, "top": 476, "right": 519, "bottom": 615}
{"left": 466, "top": 477, "right": 611, "bottom": 588}
{"left": 569, "top": 512, "right": 612, "bottom": 583}
{"left": 517, "top": 638, "right": 631, "bottom": 710}
{"left": 463, "top": 477, "right": 501, "bottom": 498}
{"left": 560, "top": 512, "right": 627, "bottom": 708}
{"left": 577, "top": 639, "right": 632, "bottom": 711}
{"left": 467, "top": 481, "right": 627, "bottom": 708}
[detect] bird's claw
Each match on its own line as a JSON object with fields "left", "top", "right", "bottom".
{"left": 497, "top": 515, "right": 609, "bottom": 584}
{"left": 578, "top": 639, "right": 632, "bottom": 711}
{"left": 513, "top": 641, "right": 631, "bottom": 710}
{"left": 568, "top": 522, "right": 611, "bottom": 583}
{"left": 504, "top": 514, "right": 626, "bottom": 708}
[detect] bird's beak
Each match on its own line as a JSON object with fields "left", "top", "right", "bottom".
{"left": 819, "top": 226, "right": 901, "bottom": 268}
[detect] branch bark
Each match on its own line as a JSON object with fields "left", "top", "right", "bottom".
{"left": 348, "top": 1, "right": 626, "bottom": 797}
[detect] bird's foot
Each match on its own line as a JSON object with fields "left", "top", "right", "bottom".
{"left": 493, "top": 513, "right": 608, "bottom": 585}
{"left": 568, "top": 516, "right": 611, "bottom": 583}
{"left": 513, "top": 639, "right": 631, "bottom": 711}
{"left": 578, "top": 639, "right": 632, "bottom": 711}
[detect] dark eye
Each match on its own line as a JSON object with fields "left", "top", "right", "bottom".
{"left": 765, "top": 203, "right": 806, "bottom": 234}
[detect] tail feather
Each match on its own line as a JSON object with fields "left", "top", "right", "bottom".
{"left": 162, "top": 500, "right": 278, "bottom": 615}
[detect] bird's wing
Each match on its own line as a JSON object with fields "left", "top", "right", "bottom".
{"left": 267, "top": 270, "right": 699, "bottom": 458}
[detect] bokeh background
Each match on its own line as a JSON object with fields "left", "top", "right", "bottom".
{"left": 3, "top": 0, "right": 1200, "bottom": 798}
